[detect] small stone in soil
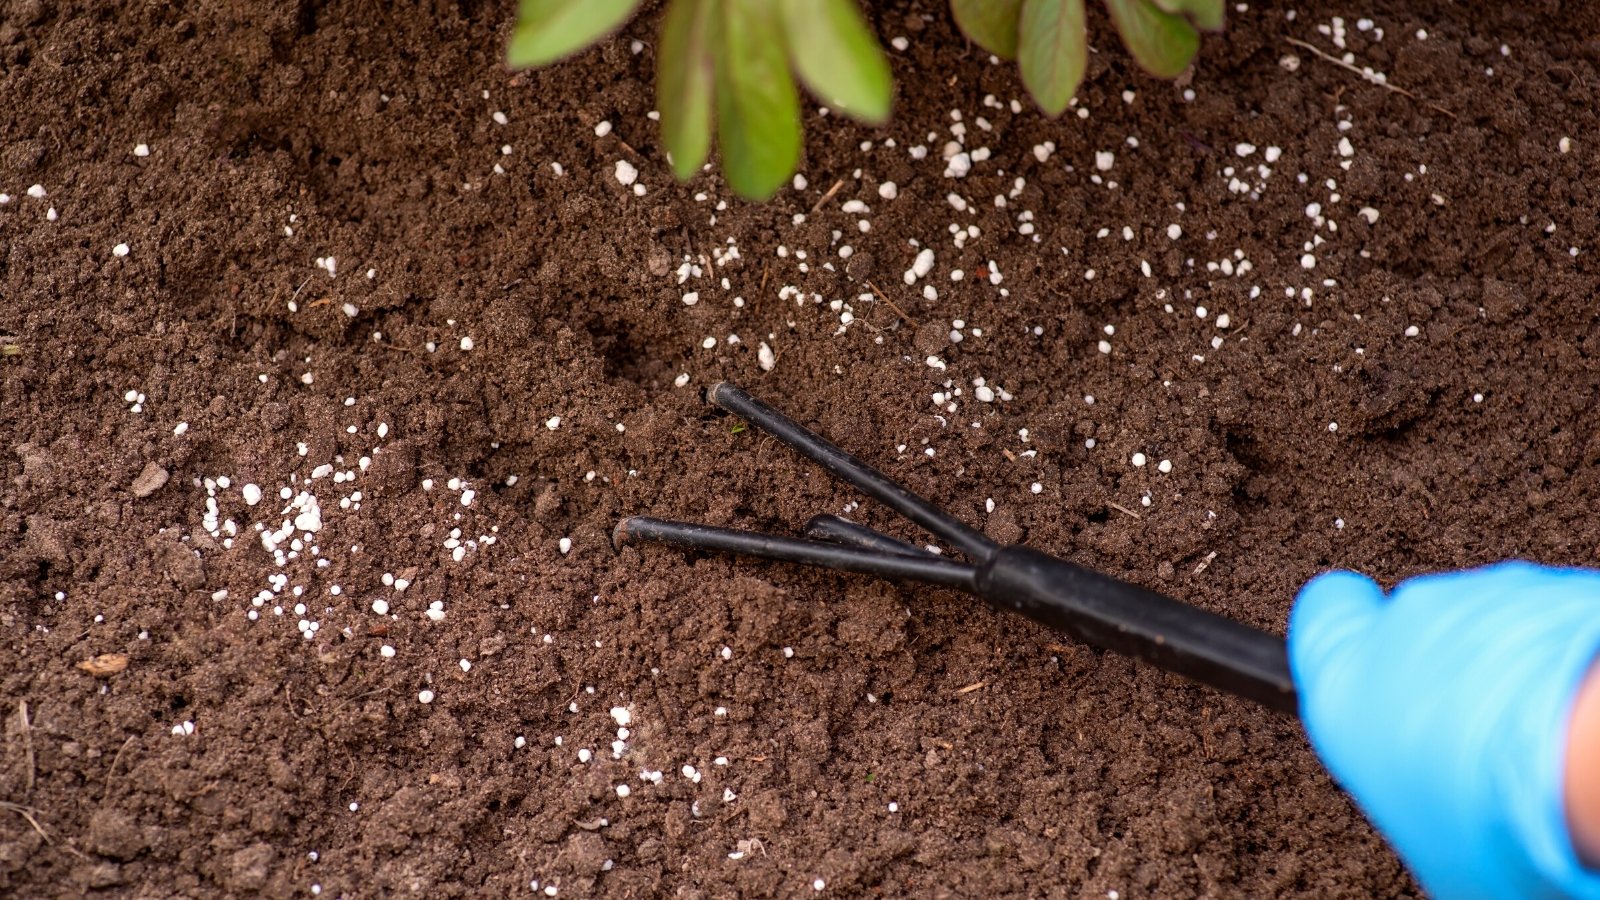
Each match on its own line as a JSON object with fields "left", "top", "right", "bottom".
{"left": 131, "top": 462, "right": 169, "bottom": 497}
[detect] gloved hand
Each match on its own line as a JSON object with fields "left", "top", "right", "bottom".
{"left": 1290, "top": 562, "right": 1600, "bottom": 899}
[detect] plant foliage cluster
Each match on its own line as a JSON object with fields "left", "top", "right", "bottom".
{"left": 509, "top": 0, "right": 1222, "bottom": 199}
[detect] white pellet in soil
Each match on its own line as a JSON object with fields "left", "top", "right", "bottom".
{"left": 903, "top": 247, "right": 935, "bottom": 284}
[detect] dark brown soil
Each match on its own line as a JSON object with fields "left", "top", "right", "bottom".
{"left": 5, "top": 0, "right": 1600, "bottom": 896}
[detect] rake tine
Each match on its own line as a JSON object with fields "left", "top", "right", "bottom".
{"left": 709, "top": 382, "right": 998, "bottom": 562}
{"left": 614, "top": 516, "right": 978, "bottom": 590}
{"left": 804, "top": 514, "right": 930, "bottom": 558}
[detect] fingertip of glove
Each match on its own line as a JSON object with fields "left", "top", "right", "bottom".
{"left": 1295, "top": 570, "right": 1384, "bottom": 609}
{"left": 1290, "top": 570, "right": 1386, "bottom": 681}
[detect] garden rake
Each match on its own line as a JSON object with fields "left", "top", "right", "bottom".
{"left": 614, "top": 382, "right": 1296, "bottom": 714}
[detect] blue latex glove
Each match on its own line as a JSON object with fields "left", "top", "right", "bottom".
{"left": 1290, "top": 562, "right": 1600, "bottom": 899}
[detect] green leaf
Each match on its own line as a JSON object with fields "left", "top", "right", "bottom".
{"left": 716, "top": 0, "right": 802, "bottom": 200}
{"left": 1149, "top": 0, "right": 1224, "bottom": 31}
{"left": 507, "top": 0, "right": 641, "bottom": 68}
{"left": 1103, "top": 0, "right": 1199, "bottom": 79}
{"left": 1018, "top": 0, "right": 1086, "bottom": 116}
{"left": 780, "top": 0, "right": 892, "bottom": 124}
{"left": 658, "top": 0, "right": 717, "bottom": 180}
{"left": 949, "top": 0, "right": 1025, "bottom": 59}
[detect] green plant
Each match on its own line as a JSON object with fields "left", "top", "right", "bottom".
{"left": 951, "top": 0, "right": 1222, "bottom": 107}
{"left": 507, "top": 0, "right": 1221, "bottom": 199}
{"left": 510, "top": 0, "right": 889, "bottom": 200}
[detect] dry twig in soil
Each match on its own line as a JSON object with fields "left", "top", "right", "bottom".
{"left": 1107, "top": 501, "right": 1143, "bottom": 521}
{"left": 1284, "top": 37, "right": 1457, "bottom": 120}
{"left": 102, "top": 736, "right": 136, "bottom": 801}
{"left": 14, "top": 700, "right": 35, "bottom": 796}
{"left": 865, "top": 281, "right": 918, "bottom": 328}
{"left": 0, "top": 801, "right": 50, "bottom": 843}
{"left": 807, "top": 178, "right": 846, "bottom": 215}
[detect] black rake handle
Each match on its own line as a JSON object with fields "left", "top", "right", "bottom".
{"left": 975, "top": 546, "right": 1297, "bottom": 713}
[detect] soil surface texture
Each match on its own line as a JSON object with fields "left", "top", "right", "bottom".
{"left": 5, "top": 0, "right": 1600, "bottom": 896}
